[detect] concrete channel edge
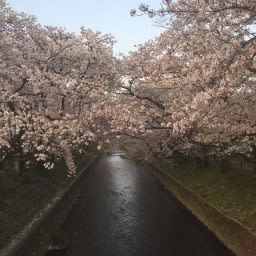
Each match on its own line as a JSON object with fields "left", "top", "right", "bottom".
{"left": 144, "top": 162, "right": 256, "bottom": 256}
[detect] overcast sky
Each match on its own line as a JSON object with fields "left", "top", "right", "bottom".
{"left": 5, "top": 0, "right": 164, "bottom": 55}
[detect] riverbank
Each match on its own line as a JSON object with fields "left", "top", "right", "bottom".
{"left": 145, "top": 159, "right": 256, "bottom": 256}
{"left": 0, "top": 149, "right": 97, "bottom": 256}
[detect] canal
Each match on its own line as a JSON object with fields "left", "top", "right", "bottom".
{"left": 61, "top": 152, "right": 233, "bottom": 256}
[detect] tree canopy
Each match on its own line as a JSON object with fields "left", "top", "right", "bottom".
{"left": 1, "top": 0, "right": 256, "bottom": 174}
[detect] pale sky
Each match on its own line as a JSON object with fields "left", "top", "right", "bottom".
{"left": 5, "top": 0, "right": 164, "bottom": 55}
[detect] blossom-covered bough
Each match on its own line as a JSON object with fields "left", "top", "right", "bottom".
{"left": 1, "top": 0, "right": 256, "bottom": 176}
{"left": 117, "top": 0, "right": 256, "bottom": 170}
{"left": 0, "top": 0, "right": 118, "bottom": 176}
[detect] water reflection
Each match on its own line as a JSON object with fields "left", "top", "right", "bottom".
{"left": 105, "top": 152, "right": 140, "bottom": 240}
{"left": 106, "top": 152, "right": 138, "bottom": 193}
{"left": 110, "top": 150, "right": 127, "bottom": 157}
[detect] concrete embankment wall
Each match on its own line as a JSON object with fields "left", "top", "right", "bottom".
{"left": 145, "top": 163, "right": 256, "bottom": 256}
{"left": 1, "top": 156, "right": 98, "bottom": 256}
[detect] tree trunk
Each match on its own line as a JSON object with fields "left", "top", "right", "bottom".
{"left": 252, "top": 146, "right": 256, "bottom": 174}
{"left": 195, "top": 156, "right": 203, "bottom": 168}
{"left": 240, "top": 159, "right": 243, "bottom": 169}
{"left": 0, "top": 161, "right": 4, "bottom": 181}
{"left": 14, "top": 158, "right": 30, "bottom": 183}
{"left": 219, "top": 157, "right": 231, "bottom": 174}
{"left": 203, "top": 156, "right": 209, "bottom": 168}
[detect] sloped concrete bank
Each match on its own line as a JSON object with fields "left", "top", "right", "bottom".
{"left": 0, "top": 156, "right": 98, "bottom": 256}
{"left": 144, "top": 162, "right": 256, "bottom": 256}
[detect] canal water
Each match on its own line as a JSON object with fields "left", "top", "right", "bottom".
{"left": 51, "top": 152, "right": 233, "bottom": 256}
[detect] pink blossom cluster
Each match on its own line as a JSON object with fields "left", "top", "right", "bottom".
{"left": 111, "top": 0, "right": 256, "bottom": 166}
{"left": 0, "top": 0, "right": 118, "bottom": 175}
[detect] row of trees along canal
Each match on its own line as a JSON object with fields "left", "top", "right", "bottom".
{"left": 0, "top": 0, "right": 256, "bottom": 177}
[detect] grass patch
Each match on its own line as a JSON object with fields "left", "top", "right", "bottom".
{"left": 0, "top": 168, "right": 27, "bottom": 200}
{"left": 0, "top": 146, "right": 97, "bottom": 201}
{"left": 51, "top": 228, "right": 69, "bottom": 248}
{"left": 151, "top": 157, "right": 256, "bottom": 231}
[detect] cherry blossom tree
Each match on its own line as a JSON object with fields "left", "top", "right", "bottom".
{"left": 1, "top": 0, "right": 256, "bottom": 175}
{"left": 118, "top": 0, "right": 256, "bottom": 170}
{"left": 0, "top": 0, "right": 118, "bottom": 176}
